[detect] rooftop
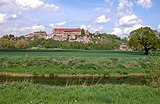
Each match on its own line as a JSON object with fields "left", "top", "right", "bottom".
{"left": 53, "top": 28, "right": 81, "bottom": 32}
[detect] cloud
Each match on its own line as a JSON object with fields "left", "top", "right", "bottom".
{"left": 49, "top": 21, "right": 66, "bottom": 27}
{"left": 0, "top": 13, "right": 20, "bottom": 24}
{"left": 30, "top": 25, "right": 45, "bottom": 31}
{"left": 80, "top": 25, "right": 91, "bottom": 30}
{"left": 80, "top": 25, "right": 104, "bottom": 33}
{"left": 90, "top": 26, "right": 104, "bottom": 33}
{"left": 11, "top": 14, "right": 17, "bottom": 19}
{"left": 118, "top": 13, "right": 142, "bottom": 26}
{"left": 111, "top": 1, "right": 144, "bottom": 38}
{"left": 137, "top": 0, "right": 152, "bottom": 9}
{"left": 158, "top": 25, "right": 160, "bottom": 29}
{"left": 0, "top": 13, "right": 7, "bottom": 24}
{"left": 95, "top": 7, "right": 110, "bottom": 13}
{"left": 0, "top": 24, "right": 46, "bottom": 36}
{"left": 111, "top": 24, "right": 143, "bottom": 38}
{"left": 105, "top": 0, "right": 114, "bottom": 6}
{"left": 13, "top": 0, "right": 59, "bottom": 11}
{"left": 118, "top": 0, "right": 133, "bottom": 16}
{"left": 0, "top": 0, "right": 60, "bottom": 12}
{"left": 15, "top": 0, "right": 43, "bottom": 9}
{"left": 96, "top": 15, "right": 110, "bottom": 23}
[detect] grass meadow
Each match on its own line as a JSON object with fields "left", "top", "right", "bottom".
{"left": 0, "top": 49, "right": 156, "bottom": 75}
{"left": 0, "top": 50, "right": 160, "bottom": 104}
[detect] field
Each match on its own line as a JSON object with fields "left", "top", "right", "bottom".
{"left": 0, "top": 50, "right": 160, "bottom": 103}
{"left": 0, "top": 49, "right": 157, "bottom": 75}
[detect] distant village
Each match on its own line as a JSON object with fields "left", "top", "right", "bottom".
{"left": 25, "top": 28, "right": 101, "bottom": 44}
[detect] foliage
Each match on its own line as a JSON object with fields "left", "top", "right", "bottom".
{"left": 81, "top": 28, "right": 85, "bottom": 35}
{"left": 2, "top": 34, "right": 15, "bottom": 40}
{"left": 0, "top": 83, "right": 160, "bottom": 104}
{"left": 15, "top": 40, "right": 29, "bottom": 49}
{"left": 0, "top": 38, "right": 15, "bottom": 49}
{"left": 128, "top": 27, "right": 160, "bottom": 55}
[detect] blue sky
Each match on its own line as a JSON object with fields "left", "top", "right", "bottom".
{"left": 0, "top": 0, "right": 159, "bottom": 38}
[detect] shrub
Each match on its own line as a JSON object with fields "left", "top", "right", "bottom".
{"left": 15, "top": 40, "right": 29, "bottom": 49}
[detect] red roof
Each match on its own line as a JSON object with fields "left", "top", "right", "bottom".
{"left": 54, "top": 28, "right": 81, "bottom": 32}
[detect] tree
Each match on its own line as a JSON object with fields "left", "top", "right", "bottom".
{"left": 2, "top": 34, "right": 15, "bottom": 40}
{"left": 128, "top": 27, "right": 160, "bottom": 55}
{"left": 81, "top": 28, "right": 85, "bottom": 35}
{"left": 0, "top": 38, "right": 15, "bottom": 49}
{"left": 15, "top": 40, "right": 29, "bottom": 49}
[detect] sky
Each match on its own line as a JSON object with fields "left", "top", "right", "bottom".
{"left": 0, "top": 0, "right": 160, "bottom": 38}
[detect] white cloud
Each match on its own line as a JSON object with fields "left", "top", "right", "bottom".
{"left": 0, "top": 13, "right": 7, "bottom": 24}
{"left": 0, "top": 13, "right": 20, "bottom": 24}
{"left": 105, "top": 0, "right": 114, "bottom": 6}
{"left": 118, "top": 0, "right": 133, "bottom": 16}
{"left": 158, "top": 25, "right": 160, "bottom": 29}
{"left": 15, "top": 0, "right": 43, "bottom": 9}
{"left": 49, "top": 21, "right": 66, "bottom": 27}
{"left": 11, "top": 14, "right": 17, "bottom": 19}
{"left": 80, "top": 25, "right": 91, "bottom": 30}
{"left": 133, "top": 24, "right": 143, "bottom": 30}
{"left": 111, "top": 24, "right": 143, "bottom": 38}
{"left": 44, "top": 3, "right": 59, "bottom": 11}
{"left": 90, "top": 26, "right": 104, "bottom": 33}
{"left": 31, "top": 25, "right": 45, "bottom": 31}
{"left": 137, "top": 0, "right": 152, "bottom": 9}
{"left": 15, "top": 0, "right": 59, "bottom": 10}
{"left": 96, "top": 15, "right": 110, "bottom": 23}
{"left": 95, "top": 8, "right": 110, "bottom": 13}
{"left": 15, "top": 25, "right": 45, "bottom": 33}
{"left": 112, "top": 0, "right": 144, "bottom": 38}
{"left": 80, "top": 25, "right": 104, "bottom": 33}
{"left": 118, "top": 13, "right": 142, "bottom": 26}
{"left": 112, "top": 27, "right": 123, "bottom": 36}
{"left": 0, "top": 24, "right": 46, "bottom": 36}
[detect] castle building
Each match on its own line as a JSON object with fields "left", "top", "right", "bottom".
{"left": 53, "top": 28, "right": 81, "bottom": 41}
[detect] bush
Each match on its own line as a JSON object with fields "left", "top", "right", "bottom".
{"left": 15, "top": 40, "right": 29, "bottom": 49}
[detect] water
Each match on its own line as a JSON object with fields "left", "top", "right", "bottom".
{"left": 0, "top": 76, "right": 146, "bottom": 86}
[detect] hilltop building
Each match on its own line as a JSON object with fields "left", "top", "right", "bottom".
{"left": 52, "top": 28, "right": 81, "bottom": 41}
{"left": 23, "top": 28, "right": 100, "bottom": 43}
{"left": 51, "top": 28, "right": 91, "bottom": 43}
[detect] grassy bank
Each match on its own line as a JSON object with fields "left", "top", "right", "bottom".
{"left": 0, "top": 82, "right": 160, "bottom": 104}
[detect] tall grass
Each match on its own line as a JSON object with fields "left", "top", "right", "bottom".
{"left": 145, "top": 57, "right": 160, "bottom": 87}
{"left": 0, "top": 82, "right": 160, "bottom": 104}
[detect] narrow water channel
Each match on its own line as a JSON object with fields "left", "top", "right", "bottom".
{"left": 0, "top": 76, "right": 146, "bottom": 86}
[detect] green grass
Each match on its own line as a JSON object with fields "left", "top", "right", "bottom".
{"left": 0, "top": 82, "right": 160, "bottom": 104}
{"left": 0, "top": 49, "right": 147, "bottom": 58}
{"left": 0, "top": 50, "right": 159, "bottom": 75}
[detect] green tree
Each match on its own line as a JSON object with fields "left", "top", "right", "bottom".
{"left": 15, "top": 40, "right": 29, "bottom": 49}
{"left": 2, "top": 34, "right": 15, "bottom": 40}
{"left": 81, "top": 28, "right": 85, "bottom": 35}
{"left": 128, "top": 27, "right": 160, "bottom": 55}
{"left": 0, "top": 38, "right": 15, "bottom": 49}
